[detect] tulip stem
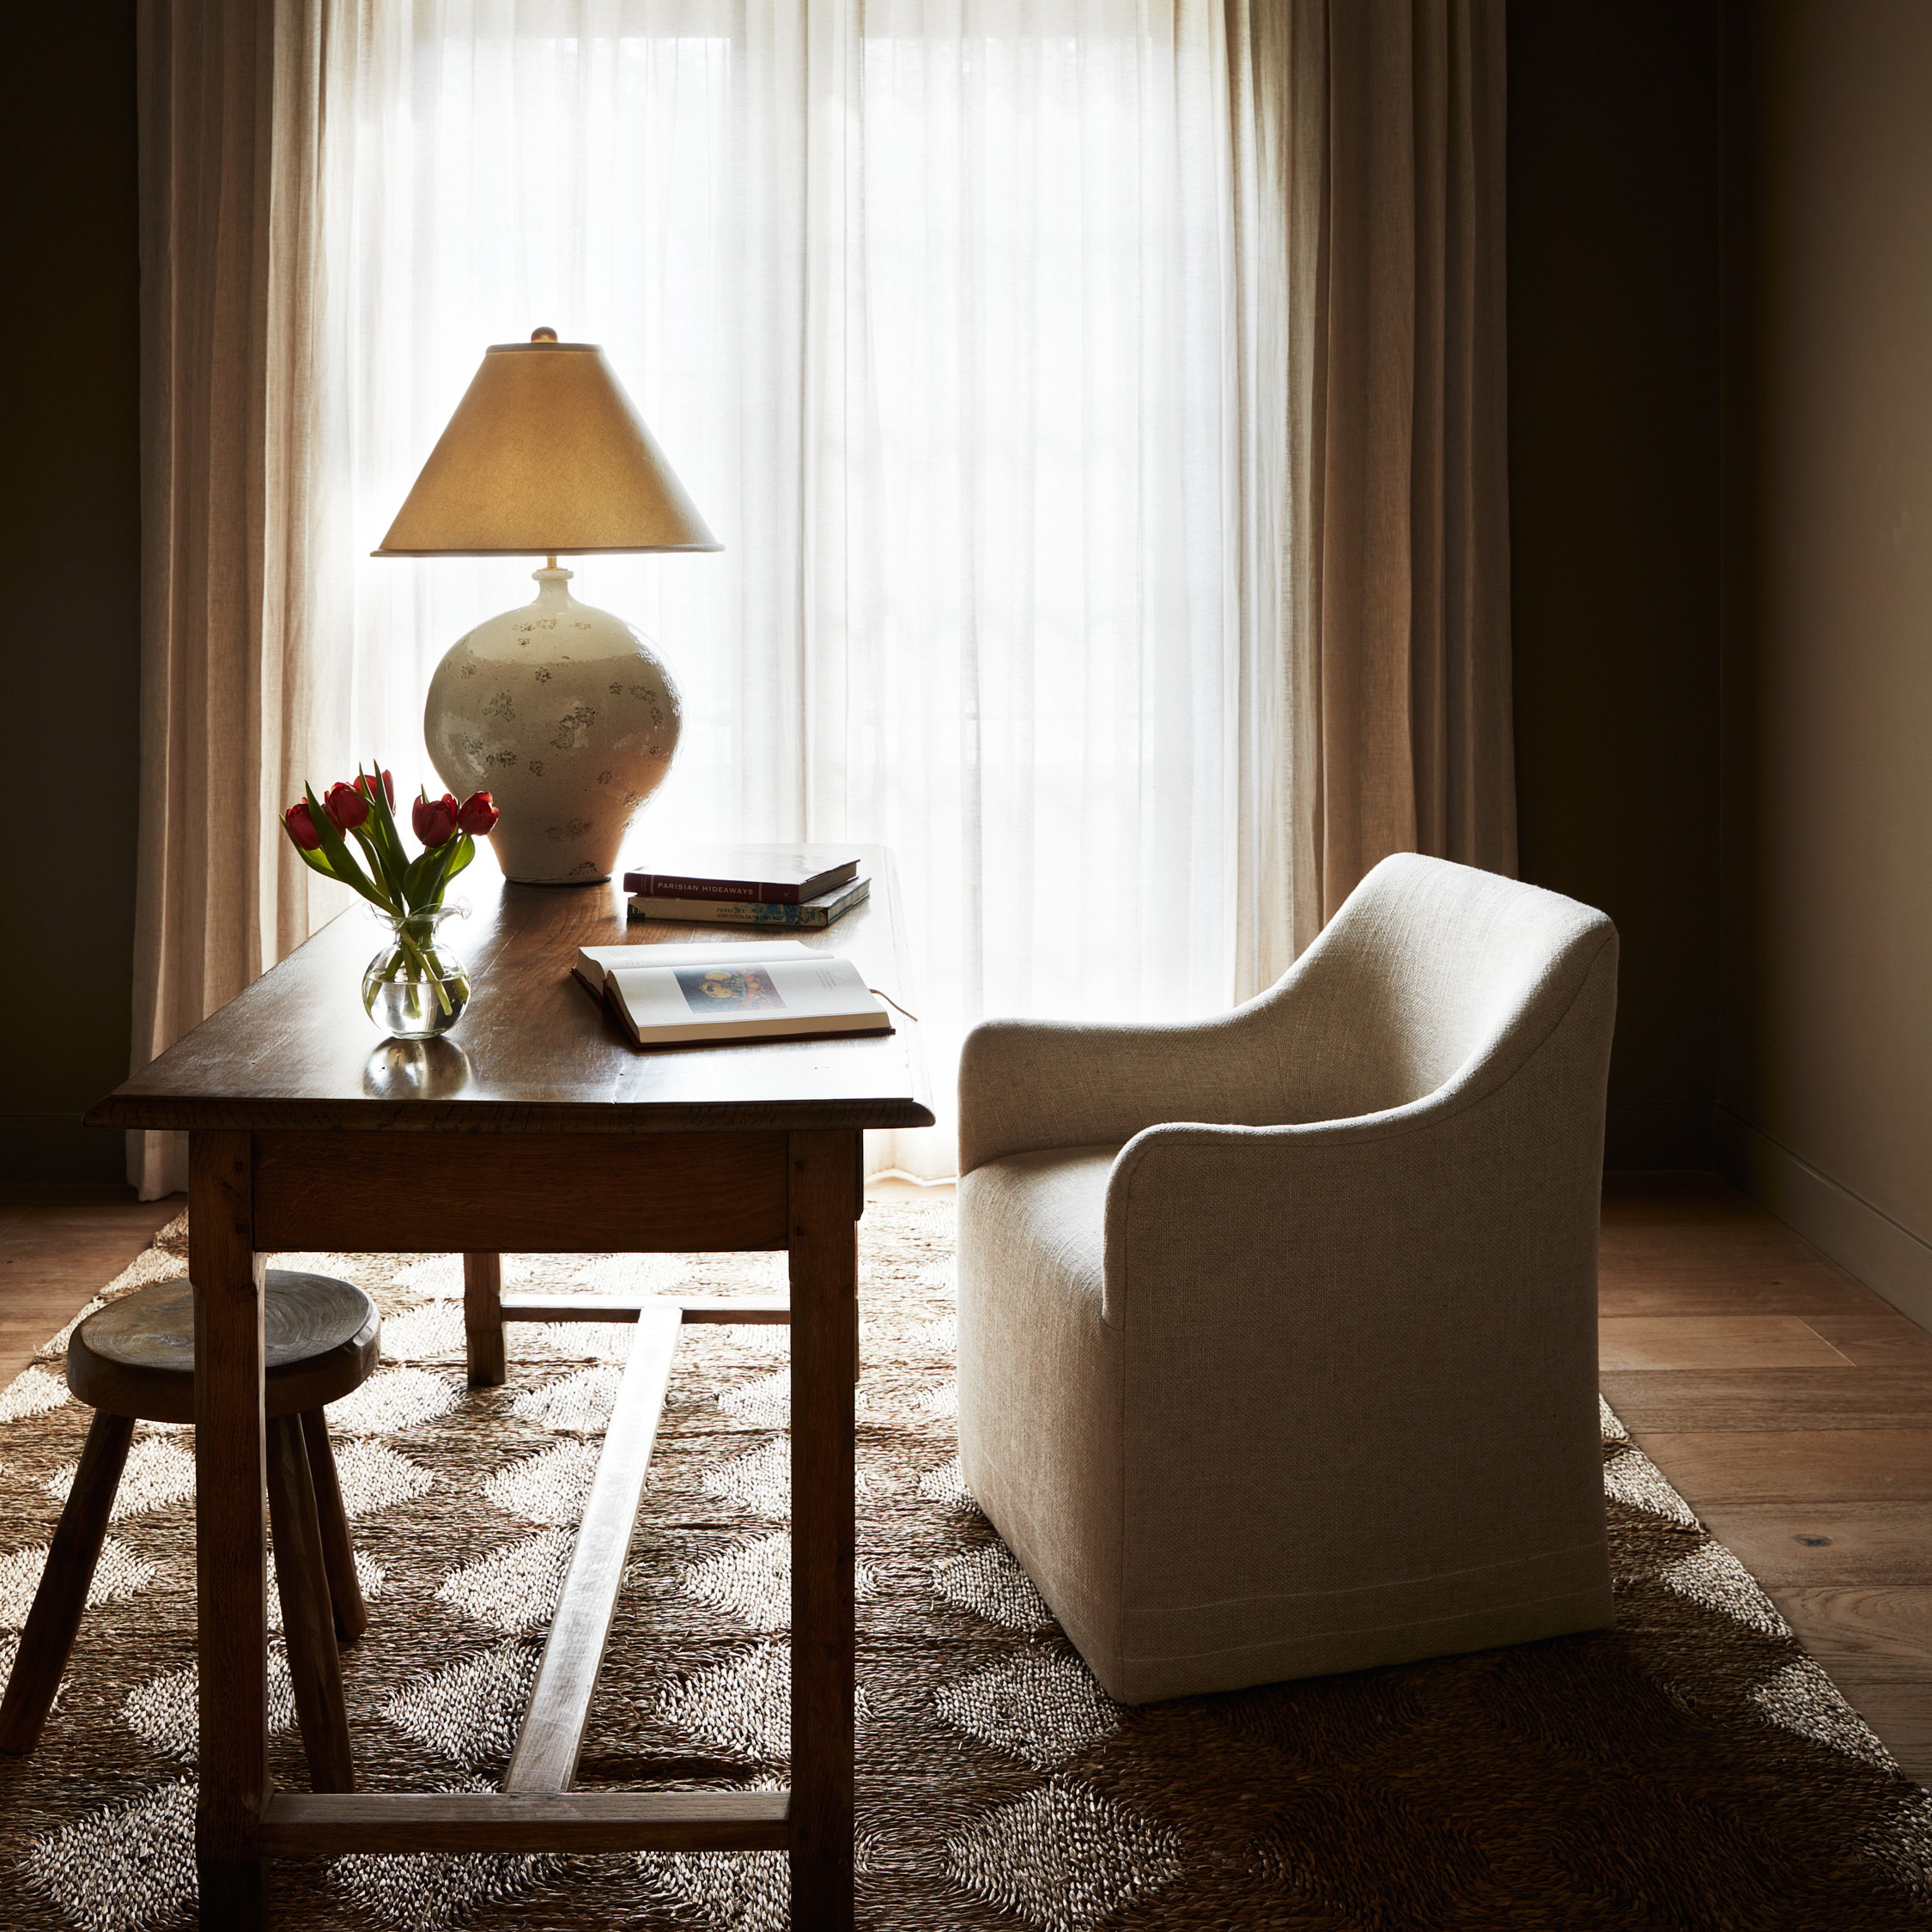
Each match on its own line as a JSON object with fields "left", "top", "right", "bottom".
{"left": 365, "top": 922, "right": 468, "bottom": 1021}
{"left": 283, "top": 766, "right": 494, "bottom": 1030}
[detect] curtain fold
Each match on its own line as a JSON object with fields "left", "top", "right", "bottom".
{"left": 1236, "top": 0, "right": 1514, "bottom": 953}
{"left": 131, "top": 0, "right": 1511, "bottom": 1194}
{"left": 131, "top": 0, "right": 332, "bottom": 1196}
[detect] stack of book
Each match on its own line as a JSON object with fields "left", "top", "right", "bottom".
{"left": 622, "top": 848, "right": 868, "bottom": 930}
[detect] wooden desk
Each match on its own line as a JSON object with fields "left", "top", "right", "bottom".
{"left": 87, "top": 848, "right": 932, "bottom": 1931}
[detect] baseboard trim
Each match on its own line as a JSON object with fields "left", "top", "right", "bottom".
{"left": 1713, "top": 1108, "right": 1932, "bottom": 1335}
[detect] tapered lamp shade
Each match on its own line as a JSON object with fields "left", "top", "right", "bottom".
{"left": 374, "top": 338, "right": 720, "bottom": 556}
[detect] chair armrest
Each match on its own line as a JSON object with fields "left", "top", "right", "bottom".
{"left": 1102, "top": 1074, "right": 1605, "bottom": 1330}
{"left": 1093, "top": 909, "right": 1619, "bottom": 1286}
{"left": 957, "top": 1010, "right": 1282, "bottom": 1174}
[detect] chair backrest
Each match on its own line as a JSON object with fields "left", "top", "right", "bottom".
{"left": 1262, "top": 853, "right": 1616, "bottom": 1126}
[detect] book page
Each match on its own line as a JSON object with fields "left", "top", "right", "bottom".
{"left": 576, "top": 939, "right": 817, "bottom": 987}
{"left": 610, "top": 955, "right": 881, "bottom": 1030}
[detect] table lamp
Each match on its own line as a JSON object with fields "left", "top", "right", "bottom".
{"left": 374, "top": 328, "right": 720, "bottom": 885}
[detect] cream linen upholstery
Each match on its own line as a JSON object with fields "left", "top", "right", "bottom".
{"left": 956, "top": 854, "right": 1619, "bottom": 1704}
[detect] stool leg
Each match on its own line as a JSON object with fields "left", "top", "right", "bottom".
{"left": 464, "top": 1252, "right": 507, "bottom": 1387}
{"left": 0, "top": 1411, "right": 135, "bottom": 1753}
{"left": 264, "top": 1414, "right": 354, "bottom": 1793}
{"left": 298, "top": 1410, "right": 368, "bottom": 1642}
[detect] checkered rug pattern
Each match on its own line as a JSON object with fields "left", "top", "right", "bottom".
{"left": 2, "top": 1197, "right": 1930, "bottom": 1929}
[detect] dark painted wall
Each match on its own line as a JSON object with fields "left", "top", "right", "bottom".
{"left": 1710, "top": 1, "right": 1932, "bottom": 1324}
{"left": 0, "top": 8, "right": 143, "bottom": 1183}
{"left": 1507, "top": 1, "right": 1728, "bottom": 1168}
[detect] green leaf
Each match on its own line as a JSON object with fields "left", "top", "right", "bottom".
{"left": 303, "top": 784, "right": 391, "bottom": 910}
{"left": 277, "top": 813, "right": 340, "bottom": 879}
{"left": 290, "top": 841, "right": 339, "bottom": 880}
{"left": 400, "top": 848, "right": 438, "bottom": 908}
{"left": 346, "top": 775, "right": 397, "bottom": 896}
{"left": 349, "top": 822, "right": 399, "bottom": 897}
{"left": 359, "top": 762, "right": 412, "bottom": 891}
{"left": 445, "top": 832, "right": 477, "bottom": 883}
{"left": 415, "top": 834, "right": 469, "bottom": 909}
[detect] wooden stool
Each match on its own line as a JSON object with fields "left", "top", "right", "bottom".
{"left": 0, "top": 1270, "right": 380, "bottom": 1792}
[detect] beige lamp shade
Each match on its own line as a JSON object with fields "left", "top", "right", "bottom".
{"left": 374, "top": 336, "right": 720, "bottom": 556}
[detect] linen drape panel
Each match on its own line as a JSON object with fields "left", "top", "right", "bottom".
{"left": 130, "top": 0, "right": 1511, "bottom": 1193}
{"left": 1263, "top": 0, "right": 1516, "bottom": 947}
{"left": 132, "top": 0, "right": 335, "bottom": 1199}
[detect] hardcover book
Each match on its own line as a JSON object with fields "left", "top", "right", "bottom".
{"left": 621, "top": 848, "right": 861, "bottom": 906}
{"left": 627, "top": 875, "right": 870, "bottom": 930}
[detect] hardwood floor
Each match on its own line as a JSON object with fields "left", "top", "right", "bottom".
{"left": 5, "top": 1171, "right": 1931, "bottom": 1781}
{"left": 1601, "top": 1171, "right": 1932, "bottom": 1783}
{"left": 0, "top": 1190, "right": 180, "bottom": 1393}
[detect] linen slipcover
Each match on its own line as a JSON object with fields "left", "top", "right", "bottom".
{"left": 956, "top": 853, "right": 1619, "bottom": 1702}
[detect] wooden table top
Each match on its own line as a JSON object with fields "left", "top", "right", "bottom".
{"left": 89, "top": 845, "right": 934, "bottom": 1135}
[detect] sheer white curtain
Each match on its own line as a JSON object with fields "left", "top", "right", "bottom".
{"left": 304, "top": 0, "right": 1247, "bottom": 1177}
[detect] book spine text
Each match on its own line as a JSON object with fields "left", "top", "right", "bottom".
{"left": 623, "top": 872, "right": 799, "bottom": 904}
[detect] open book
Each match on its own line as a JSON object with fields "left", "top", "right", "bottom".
{"left": 572, "top": 940, "right": 891, "bottom": 1049}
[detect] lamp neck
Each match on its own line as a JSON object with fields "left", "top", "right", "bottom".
{"left": 532, "top": 563, "right": 574, "bottom": 607}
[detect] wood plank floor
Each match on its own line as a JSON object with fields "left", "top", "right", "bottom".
{"left": 4, "top": 1173, "right": 1930, "bottom": 1780}
{"left": 0, "top": 1190, "right": 180, "bottom": 1393}
{"left": 1601, "top": 1171, "right": 1932, "bottom": 1783}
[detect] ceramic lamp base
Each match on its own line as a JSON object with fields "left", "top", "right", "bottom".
{"left": 422, "top": 567, "right": 682, "bottom": 884}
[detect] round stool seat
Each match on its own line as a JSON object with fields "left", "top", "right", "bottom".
{"left": 66, "top": 1271, "right": 380, "bottom": 1425}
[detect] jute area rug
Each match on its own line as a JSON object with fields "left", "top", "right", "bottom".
{"left": 2, "top": 1197, "right": 1930, "bottom": 1931}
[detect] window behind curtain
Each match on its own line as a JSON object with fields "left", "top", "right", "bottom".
{"left": 319, "top": 0, "right": 1237, "bottom": 1174}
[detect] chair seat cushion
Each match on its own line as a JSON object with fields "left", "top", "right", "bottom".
{"left": 958, "top": 1143, "right": 1117, "bottom": 1318}
{"left": 957, "top": 1145, "right": 1124, "bottom": 1672}
{"left": 66, "top": 1272, "right": 380, "bottom": 1424}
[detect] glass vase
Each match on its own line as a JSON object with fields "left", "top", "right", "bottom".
{"left": 362, "top": 903, "right": 471, "bottom": 1040}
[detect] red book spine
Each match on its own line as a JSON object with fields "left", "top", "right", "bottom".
{"left": 622, "top": 872, "right": 802, "bottom": 905}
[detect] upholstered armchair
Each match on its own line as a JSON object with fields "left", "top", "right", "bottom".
{"left": 956, "top": 853, "right": 1619, "bottom": 1704}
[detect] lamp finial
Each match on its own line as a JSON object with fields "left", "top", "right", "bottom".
{"left": 530, "top": 326, "right": 559, "bottom": 343}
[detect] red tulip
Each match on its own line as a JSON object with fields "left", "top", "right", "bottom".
{"left": 323, "top": 781, "right": 369, "bottom": 831}
{"left": 413, "top": 792, "right": 459, "bottom": 846}
{"left": 456, "top": 792, "right": 499, "bottom": 835}
{"left": 355, "top": 769, "right": 395, "bottom": 810}
{"left": 283, "top": 800, "right": 322, "bottom": 851}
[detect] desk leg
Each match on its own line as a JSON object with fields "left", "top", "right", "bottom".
{"left": 464, "top": 1253, "right": 507, "bottom": 1387}
{"left": 190, "top": 1130, "right": 270, "bottom": 1928}
{"left": 788, "top": 1129, "right": 860, "bottom": 1932}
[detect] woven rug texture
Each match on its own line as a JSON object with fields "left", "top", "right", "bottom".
{"left": 1, "top": 1196, "right": 1930, "bottom": 1930}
